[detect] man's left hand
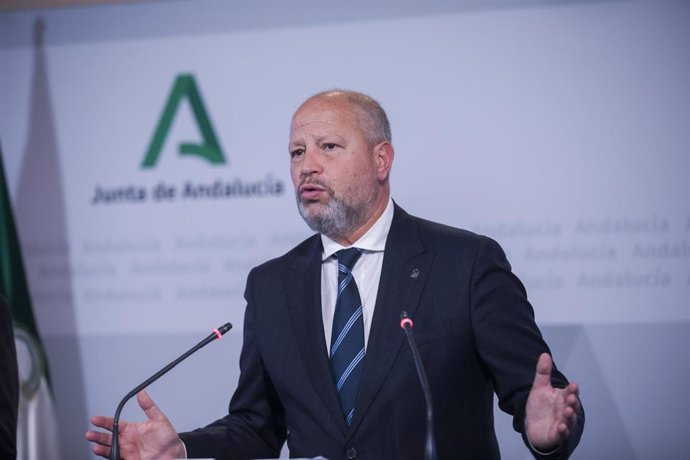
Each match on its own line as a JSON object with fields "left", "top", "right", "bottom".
{"left": 525, "top": 353, "right": 581, "bottom": 452}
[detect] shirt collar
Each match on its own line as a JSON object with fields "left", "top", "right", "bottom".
{"left": 321, "top": 197, "right": 394, "bottom": 261}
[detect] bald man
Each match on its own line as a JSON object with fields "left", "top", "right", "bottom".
{"left": 88, "top": 90, "right": 583, "bottom": 460}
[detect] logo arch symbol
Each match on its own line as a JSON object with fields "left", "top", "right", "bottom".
{"left": 142, "top": 74, "right": 225, "bottom": 168}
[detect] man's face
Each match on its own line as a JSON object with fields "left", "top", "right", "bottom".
{"left": 289, "top": 97, "right": 384, "bottom": 242}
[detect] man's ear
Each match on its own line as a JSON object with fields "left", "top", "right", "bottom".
{"left": 375, "top": 142, "right": 395, "bottom": 181}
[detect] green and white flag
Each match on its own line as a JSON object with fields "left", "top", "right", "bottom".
{"left": 0, "top": 141, "right": 61, "bottom": 460}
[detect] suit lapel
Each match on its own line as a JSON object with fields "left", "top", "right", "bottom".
{"left": 284, "top": 236, "right": 349, "bottom": 435}
{"left": 349, "top": 205, "right": 434, "bottom": 434}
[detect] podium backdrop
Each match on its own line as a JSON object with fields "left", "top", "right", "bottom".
{"left": 1, "top": 0, "right": 688, "bottom": 458}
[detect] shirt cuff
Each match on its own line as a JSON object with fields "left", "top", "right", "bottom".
{"left": 524, "top": 422, "right": 561, "bottom": 456}
{"left": 178, "top": 438, "right": 188, "bottom": 459}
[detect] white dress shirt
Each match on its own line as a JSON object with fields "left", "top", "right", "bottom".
{"left": 320, "top": 197, "right": 395, "bottom": 354}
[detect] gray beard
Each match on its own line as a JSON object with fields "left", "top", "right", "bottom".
{"left": 297, "top": 194, "right": 364, "bottom": 241}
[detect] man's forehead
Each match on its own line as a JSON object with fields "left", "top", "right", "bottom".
{"left": 291, "top": 102, "right": 356, "bottom": 135}
{"left": 294, "top": 94, "right": 357, "bottom": 119}
{"left": 289, "top": 120, "right": 348, "bottom": 146}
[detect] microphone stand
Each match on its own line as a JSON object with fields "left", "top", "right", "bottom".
{"left": 400, "top": 311, "right": 437, "bottom": 460}
{"left": 110, "top": 322, "right": 232, "bottom": 460}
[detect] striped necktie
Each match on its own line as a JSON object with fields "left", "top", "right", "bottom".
{"left": 330, "top": 247, "right": 365, "bottom": 426}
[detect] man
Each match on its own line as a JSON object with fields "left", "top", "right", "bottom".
{"left": 1, "top": 295, "right": 18, "bottom": 460}
{"left": 87, "top": 90, "right": 583, "bottom": 459}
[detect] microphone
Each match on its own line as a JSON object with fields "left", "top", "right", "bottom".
{"left": 109, "top": 322, "right": 232, "bottom": 460}
{"left": 400, "top": 311, "right": 437, "bottom": 460}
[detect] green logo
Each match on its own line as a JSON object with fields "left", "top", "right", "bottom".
{"left": 142, "top": 74, "right": 225, "bottom": 168}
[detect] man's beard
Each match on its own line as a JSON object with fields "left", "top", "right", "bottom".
{"left": 296, "top": 189, "right": 364, "bottom": 241}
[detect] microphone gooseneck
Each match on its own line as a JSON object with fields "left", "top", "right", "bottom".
{"left": 400, "top": 311, "right": 437, "bottom": 460}
{"left": 110, "top": 322, "right": 232, "bottom": 460}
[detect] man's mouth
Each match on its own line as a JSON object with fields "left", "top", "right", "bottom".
{"left": 298, "top": 182, "right": 329, "bottom": 201}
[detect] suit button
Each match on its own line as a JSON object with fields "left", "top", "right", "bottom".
{"left": 346, "top": 447, "right": 357, "bottom": 459}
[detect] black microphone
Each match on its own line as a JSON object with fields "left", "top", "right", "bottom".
{"left": 110, "top": 322, "right": 232, "bottom": 460}
{"left": 400, "top": 311, "right": 437, "bottom": 460}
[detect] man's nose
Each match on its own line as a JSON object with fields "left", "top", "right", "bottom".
{"left": 300, "top": 149, "right": 323, "bottom": 176}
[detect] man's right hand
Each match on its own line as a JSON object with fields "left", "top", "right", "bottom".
{"left": 85, "top": 390, "right": 185, "bottom": 459}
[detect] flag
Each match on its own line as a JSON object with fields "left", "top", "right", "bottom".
{"left": 0, "top": 139, "right": 61, "bottom": 459}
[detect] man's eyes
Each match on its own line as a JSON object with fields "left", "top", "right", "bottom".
{"left": 290, "top": 143, "right": 339, "bottom": 158}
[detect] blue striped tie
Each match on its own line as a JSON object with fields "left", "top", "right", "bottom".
{"left": 330, "top": 248, "right": 365, "bottom": 426}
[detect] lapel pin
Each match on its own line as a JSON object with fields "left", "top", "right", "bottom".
{"left": 410, "top": 268, "right": 420, "bottom": 279}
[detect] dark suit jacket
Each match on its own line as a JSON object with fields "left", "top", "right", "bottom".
{"left": 0, "top": 295, "right": 18, "bottom": 460}
{"left": 181, "top": 205, "right": 584, "bottom": 459}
